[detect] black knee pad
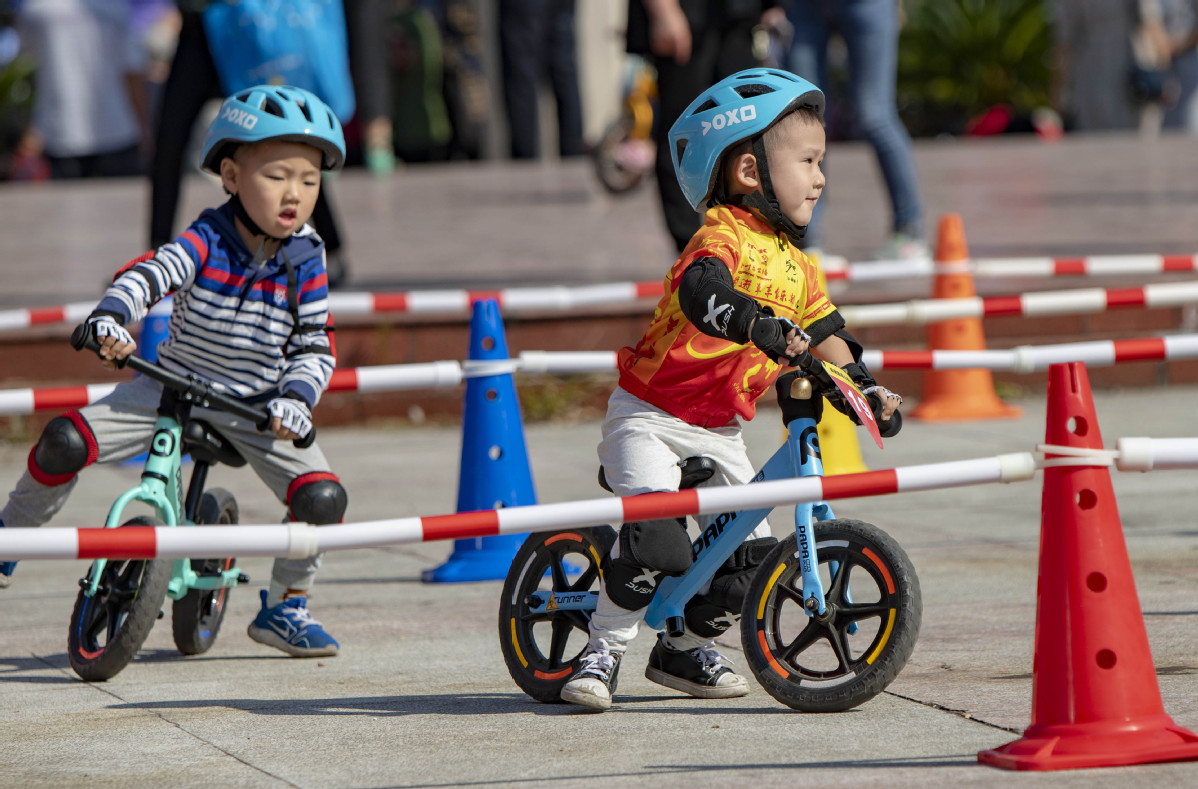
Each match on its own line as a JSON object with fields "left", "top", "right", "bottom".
{"left": 708, "top": 536, "right": 779, "bottom": 613}
{"left": 31, "top": 414, "right": 95, "bottom": 481}
{"left": 288, "top": 474, "right": 348, "bottom": 525}
{"left": 682, "top": 536, "right": 779, "bottom": 636}
{"left": 602, "top": 518, "right": 693, "bottom": 611}
{"left": 684, "top": 597, "right": 739, "bottom": 639}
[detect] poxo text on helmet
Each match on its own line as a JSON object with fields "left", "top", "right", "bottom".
{"left": 668, "top": 68, "right": 824, "bottom": 242}
{"left": 200, "top": 85, "right": 347, "bottom": 174}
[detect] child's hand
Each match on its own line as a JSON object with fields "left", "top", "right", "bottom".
{"left": 781, "top": 327, "right": 810, "bottom": 365}
{"left": 88, "top": 316, "right": 137, "bottom": 369}
{"left": 750, "top": 316, "right": 810, "bottom": 365}
{"left": 268, "top": 396, "right": 313, "bottom": 441}
{"left": 863, "top": 385, "right": 903, "bottom": 438}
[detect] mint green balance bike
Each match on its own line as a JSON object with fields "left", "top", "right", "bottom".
{"left": 65, "top": 322, "right": 313, "bottom": 681}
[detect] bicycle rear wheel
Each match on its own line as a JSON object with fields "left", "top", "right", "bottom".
{"left": 741, "top": 519, "right": 921, "bottom": 712}
{"left": 172, "top": 488, "right": 240, "bottom": 655}
{"left": 592, "top": 116, "right": 649, "bottom": 194}
{"left": 498, "top": 526, "right": 616, "bottom": 702}
{"left": 67, "top": 517, "right": 172, "bottom": 681}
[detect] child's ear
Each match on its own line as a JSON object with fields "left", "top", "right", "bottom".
{"left": 732, "top": 152, "right": 760, "bottom": 192}
{"left": 219, "top": 157, "right": 239, "bottom": 195}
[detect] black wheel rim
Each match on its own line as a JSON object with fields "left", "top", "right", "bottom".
{"left": 190, "top": 493, "right": 238, "bottom": 639}
{"left": 505, "top": 533, "right": 602, "bottom": 682}
{"left": 753, "top": 536, "right": 901, "bottom": 683}
{"left": 74, "top": 560, "right": 149, "bottom": 659}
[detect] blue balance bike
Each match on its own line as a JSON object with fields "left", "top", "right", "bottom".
{"left": 499, "top": 354, "right": 921, "bottom": 711}
{"left": 65, "top": 322, "right": 313, "bottom": 681}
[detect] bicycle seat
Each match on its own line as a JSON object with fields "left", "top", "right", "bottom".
{"left": 597, "top": 456, "right": 716, "bottom": 493}
{"left": 182, "top": 420, "right": 247, "bottom": 468}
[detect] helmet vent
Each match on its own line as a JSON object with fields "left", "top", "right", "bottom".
{"left": 674, "top": 138, "right": 688, "bottom": 162}
{"left": 262, "top": 98, "right": 285, "bottom": 118}
{"left": 296, "top": 99, "right": 314, "bottom": 122}
{"left": 734, "top": 84, "right": 774, "bottom": 98}
{"left": 693, "top": 99, "right": 717, "bottom": 115}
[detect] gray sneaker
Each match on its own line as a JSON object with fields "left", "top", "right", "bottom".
{"left": 0, "top": 561, "right": 13, "bottom": 589}
{"left": 560, "top": 637, "right": 624, "bottom": 711}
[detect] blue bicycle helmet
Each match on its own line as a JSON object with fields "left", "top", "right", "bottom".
{"left": 200, "top": 85, "right": 346, "bottom": 174}
{"left": 669, "top": 68, "right": 824, "bottom": 241}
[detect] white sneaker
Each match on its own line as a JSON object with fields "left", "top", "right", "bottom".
{"left": 874, "top": 233, "right": 930, "bottom": 262}
{"left": 560, "top": 637, "right": 624, "bottom": 711}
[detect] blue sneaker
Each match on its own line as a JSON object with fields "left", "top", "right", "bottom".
{"left": 247, "top": 590, "right": 340, "bottom": 657}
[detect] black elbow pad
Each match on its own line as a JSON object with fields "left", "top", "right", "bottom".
{"left": 677, "top": 257, "right": 757, "bottom": 342}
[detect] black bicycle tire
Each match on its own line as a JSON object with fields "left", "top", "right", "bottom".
{"left": 498, "top": 526, "right": 616, "bottom": 703}
{"left": 740, "top": 519, "right": 922, "bottom": 712}
{"left": 172, "top": 488, "right": 240, "bottom": 655}
{"left": 67, "top": 517, "right": 172, "bottom": 682}
{"left": 592, "top": 116, "right": 647, "bottom": 194}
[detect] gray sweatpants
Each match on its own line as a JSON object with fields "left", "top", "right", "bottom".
{"left": 1, "top": 375, "right": 335, "bottom": 593}
{"left": 590, "top": 387, "right": 772, "bottom": 651}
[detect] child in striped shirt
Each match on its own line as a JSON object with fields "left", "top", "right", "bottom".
{"left": 0, "top": 86, "right": 349, "bottom": 658}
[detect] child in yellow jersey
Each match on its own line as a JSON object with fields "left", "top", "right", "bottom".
{"left": 561, "top": 69, "right": 903, "bottom": 711}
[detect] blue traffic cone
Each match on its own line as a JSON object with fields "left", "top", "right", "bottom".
{"left": 139, "top": 296, "right": 173, "bottom": 363}
{"left": 422, "top": 299, "right": 537, "bottom": 583}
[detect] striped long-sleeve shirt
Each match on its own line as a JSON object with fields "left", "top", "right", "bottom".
{"left": 95, "top": 202, "right": 335, "bottom": 408}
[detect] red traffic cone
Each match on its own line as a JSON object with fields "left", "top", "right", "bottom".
{"left": 979, "top": 362, "right": 1198, "bottom": 770}
{"left": 909, "top": 214, "right": 1021, "bottom": 421}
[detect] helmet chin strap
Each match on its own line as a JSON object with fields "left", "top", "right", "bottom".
{"left": 734, "top": 136, "right": 808, "bottom": 245}
{"left": 229, "top": 195, "right": 287, "bottom": 261}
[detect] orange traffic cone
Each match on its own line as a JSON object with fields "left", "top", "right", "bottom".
{"left": 908, "top": 214, "right": 1021, "bottom": 421}
{"left": 978, "top": 362, "right": 1198, "bottom": 771}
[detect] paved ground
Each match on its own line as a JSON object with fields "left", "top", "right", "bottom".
{"left": 2, "top": 382, "right": 1197, "bottom": 788}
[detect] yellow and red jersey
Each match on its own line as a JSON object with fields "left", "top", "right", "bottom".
{"left": 618, "top": 204, "right": 838, "bottom": 426}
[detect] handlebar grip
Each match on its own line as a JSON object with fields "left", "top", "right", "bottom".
{"left": 71, "top": 322, "right": 129, "bottom": 368}
{"left": 293, "top": 428, "right": 316, "bottom": 450}
{"left": 793, "top": 350, "right": 818, "bottom": 373}
{"left": 70, "top": 323, "right": 92, "bottom": 352}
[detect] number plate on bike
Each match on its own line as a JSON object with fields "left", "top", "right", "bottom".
{"left": 824, "top": 364, "right": 884, "bottom": 448}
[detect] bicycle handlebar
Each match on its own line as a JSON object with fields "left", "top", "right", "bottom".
{"left": 71, "top": 323, "right": 316, "bottom": 449}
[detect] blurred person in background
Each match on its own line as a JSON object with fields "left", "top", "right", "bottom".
{"left": 1054, "top": 0, "right": 1174, "bottom": 135}
{"left": 130, "top": 0, "right": 180, "bottom": 125}
{"left": 148, "top": 0, "right": 364, "bottom": 287}
{"left": 628, "top": 0, "right": 762, "bottom": 253}
{"left": 345, "top": 0, "right": 394, "bottom": 174}
{"left": 773, "top": 0, "right": 928, "bottom": 261}
{"left": 15, "top": 0, "right": 150, "bottom": 179}
{"left": 498, "top": 0, "right": 583, "bottom": 159}
{"left": 1161, "top": 0, "right": 1198, "bottom": 131}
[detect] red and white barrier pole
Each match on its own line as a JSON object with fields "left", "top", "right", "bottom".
{"left": 0, "top": 451, "right": 1037, "bottom": 560}
{"left": 0, "top": 301, "right": 94, "bottom": 332}
{"left": 3, "top": 335, "right": 1198, "bottom": 417}
{"left": 820, "top": 253, "right": 1198, "bottom": 282}
{"left": 1116, "top": 437, "right": 1198, "bottom": 471}
{"left": 863, "top": 334, "right": 1198, "bottom": 372}
{"left": 841, "top": 281, "right": 1198, "bottom": 327}
{"left": 7, "top": 254, "right": 1198, "bottom": 332}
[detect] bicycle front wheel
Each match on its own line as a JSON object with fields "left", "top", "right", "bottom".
{"left": 172, "top": 487, "right": 240, "bottom": 655}
{"left": 741, "top": 519, "right": 921, "bottom": 712}
{"left": 68, "top": 517, "right": 172, "bottom": 682}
